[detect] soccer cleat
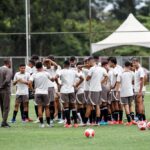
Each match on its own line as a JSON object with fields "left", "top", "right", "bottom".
{"left": 10, "top": 118, "right": 16, "bottom": 123}
{"left": 125, "top": 122, "right": 132, "bottom": 126}
{"left": 46, "top": 124, "right": 53, "bottom": 128}
{"left": 118, "top": 121, "right": 124, "bottom": 125}
{"left": 74, "top": 124, "right": 79, "bottom": 128}
{"left": 64, "top": 124, "right": 72, "bottom": 128}
{"left": 39, "top": 124, "right": 45, "bottom": 128}
{"left": 108, "top": 121, "right": 114, "bottom": 125}
{"left": 132, "top": 120, "right": 137, "bottom": 125}
{"left": 111, "top": 121, "right": 119, "bottom": 125}
{"left": 33, "top": 118, "right": 40, "bottom": 124}
{"left": 1, "top": 122, "right": 11, "bottom": 128}
{"left": 58, "top": 119, "right": 65, "bottom": 124}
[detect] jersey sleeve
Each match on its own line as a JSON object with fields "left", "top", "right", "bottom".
{"left": 29, "top": 73, "right": 34, "bottom": 82}
{"left": 139, "top": 68, "right": 145, "bottom": 78}
{"left": 88, "top": 67, "right": 93, "bottom": 76}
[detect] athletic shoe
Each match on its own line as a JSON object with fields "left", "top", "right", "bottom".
{"left": 111, "top": 121, "right": 119, "bottom": 125}
{"left": 134, "top": 117, "right": 139, "bottom": 122}
{"left": 39, "top": 124, "right": 45, "bottom": 128}
{"left": 46, "top": 124, "right": 53, "bottom": 128}
{"left": 132, "top": 120, "right": 137, "bottom": 125}
{"left": 1, "top": 122, "right": 11, "bottom": 128}
{"left": 10, "top": 118, "right": 16, "bottom": 123}
{"left": 64, "top": 124, "right": 72, "bottom": 128}
{"left": 58, "top": 119, "right": 65, "bottom": 124}
{"left": 118, "top": 121, "right": 124, "bottom": 125}
{"left": 108, "top": 121, "right": 114, "bottom": 125}
{"left": 99, "top": 121, "right": 108, "bottom": 125}
{"left": 125, "top": 122, "right": 132, "bottom": 126}
{"left": 33, "top": 118, "right": 40, "bottom": 124}
{"left": 74, "top": 124, "right": 79, "bottom": 128}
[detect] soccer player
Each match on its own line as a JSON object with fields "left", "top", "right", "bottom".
{"left": 84, "top": 57, "right": 108, "bottom": 126}
{"left": 132, "top": 58, "right": 146, "bottom": 121}
{"left": 56, "top": 60, "right": 84, "bottom": 128}
{"left": 29, "top": 62, "right": 54, "bottom": 128}
{"left": 108, "top": 57, "right": 123, "bottom": 124}
{"left": 100, "top": 61, "right": 111, "bottom": 125}
{"left": 11, "top": 64, "right": 30, "bottom": 123}
{"left": 116, "top": 61, "right": 136, "bottom": 126}
{"left": 0, "top": 59, "right": 12, "bottom": 128}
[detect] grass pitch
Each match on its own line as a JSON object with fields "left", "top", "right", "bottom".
{"left": 0, "top": 93, "right": 150, "bottom": 150}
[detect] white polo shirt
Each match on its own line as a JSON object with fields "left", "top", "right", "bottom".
{"left": 29, "top": 71, "right": 52, "bottom": 94}
{"left": 57, "top": 68, "right": 81, "bottom": 94}
{"left": 117, "top": 70, "right": 134, "bottom": 97}
{"left": 88, "top": 65, "right": 108, "bottom": 92}
{"left": 14, "top": 72, "right": 30, "bottom": 95}
{"left": 82, "top": 68, "right": 90, "bottom": 91}
{"left": 134, "top": 67, "right": 145, "bottom": 93}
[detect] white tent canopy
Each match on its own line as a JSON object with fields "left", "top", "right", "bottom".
{"left": 91, "top": 13, "right": 150, "bottom": 53}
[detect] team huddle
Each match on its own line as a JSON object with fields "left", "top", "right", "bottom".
{"left": 0, "top": 55, "right": 147, "bottom": 128}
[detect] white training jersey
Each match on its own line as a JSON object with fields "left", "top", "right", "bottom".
{"left": 57, "top": 68, "right": 80, "bottom": 93}
{"left": 14, "top": 72, "right": 30, "bottom": 95}
{"left": 29, "top": 71, "right": 52, "bottom": 94}
{"left": 117, "top": 70, "right": 134, "bottom": 97}
{"left": 134, "top": 67, "right": 145, "bottom": 93}
{"left": 88, "top": 65, "right": 108, "bottom": 92}
{"left": 111, "top": 65, "right": 123, "bottom": 91}
{"left": 76, "top": 71, "right": 85, "bottom": 94}
{"left": 82, "top": 68, "right": 90, "bottom": 91}
{"left": 25, "top": 65, "right": 33, "bottom": 75}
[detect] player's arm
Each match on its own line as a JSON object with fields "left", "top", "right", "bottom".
{"left": 138, "top": 77, "right": 144, "bottom": 97}
{"left": 74, "top": 76, "right": 84, "bottom": 88}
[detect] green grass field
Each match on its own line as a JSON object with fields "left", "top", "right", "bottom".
{"left": 0, "top": 93, "right": 150, "bottom": 150}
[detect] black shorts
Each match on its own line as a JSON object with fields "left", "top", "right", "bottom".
{"left": 120, "top": 96, "right": 133, "bottom": 105}
{"left": 76, "top": 93, "right": 86, "bottom": 105}
{"left": 16, "top": 95, "right": 28, "bottom": 103}
{"left": 60, "top": 93, "right": 76, "bottom": 104}
{"left": 35, "top": 94, "right": 49, "bottom": 106}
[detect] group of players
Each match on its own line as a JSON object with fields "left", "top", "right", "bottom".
{"left": 0, "top": 55, "right": 147, "bottom": 128}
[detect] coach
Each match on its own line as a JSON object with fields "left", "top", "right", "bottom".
{"left": 0, "top": 59, "right": 12, "bottom": 128}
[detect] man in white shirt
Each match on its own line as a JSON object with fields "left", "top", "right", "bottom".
{"left": 116, "top": 61, "right": 136, "bottom": 126}
{"left": 10, "top": 64, "right": 30, "bottom": 123}
{"left": 56, "top": 60, "right": 83, "bottom": 128}
{"left": 132, "top": 57, "right": 146, "bottom": 121}
{"left": 108, "top": 57, "right": 123, "bottom": 124}
{"left": 29, "top": 62, "right": 54, "bottom": 128}
{"left": 84, "top": 57, "right": 108, "bottom": 125}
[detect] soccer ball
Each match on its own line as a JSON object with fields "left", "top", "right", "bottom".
{"left": 84, "top": 128, "right": 95, "bottom": 138}
{"left": 137, "top": 121, "right": 147, "bottom": 130}
{"left": 146, "top": 122, "right": 150, "bottom": 129}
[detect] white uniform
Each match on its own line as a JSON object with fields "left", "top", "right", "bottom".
{"left": 14, "top": 72, "right": 30, "bottom": 95}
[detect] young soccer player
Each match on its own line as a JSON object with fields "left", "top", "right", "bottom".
{"left": 56, "top": 60, "right": 84, "bottom": 128}
{"left": 132, "top": 58, "right": 146, "bottom": 121}
{"left": 84, "top": 57, "right": 108, "bottom": 126}
{"left": 116, "top": 61, "right": 136, "bottom": 126}
{"left": 29, "top": 62, "right": 54, "bottom": 128}
{"left": 11, "top": 64, "right": 30, "bottom": 123}
{"left": 108, "top": 57, "right": 123, "bottom": 124}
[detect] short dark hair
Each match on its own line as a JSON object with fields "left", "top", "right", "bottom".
{"left": 36, "top": 62, "right": 43, "bottom": 69}
{"left": 107, "top": 57, "right": 117, "bottom": 65}
{"left": 76, "top": 62, "right": 83, "bottom": 66}
{"left": 88, "top": 56, "right": 94, "bottom": 61}
{"left": 19, "top": 64, "right": 25, "bottom": 67}
{"left": 47, "top": 55, "right": 55, "bottom": 61}
{"left": 29, "top": 59, "right": 35, "bottom": 66}
{"left": 64, "top": 60, "right": 70, "bottom": 66}
{"left": 3, "top": 59, "right": 11, "bottom": 65}
{"left": 131, "top": 57, "right": 139, "bottom": 62}
{"left": 31, "top": 55, "right": 39, "bottom": 61}
{"left": 101, "top": 61, "right": 108, "bottom": 66}
{"left": 124, "top": 61, "right": 132, "bottom": 67}
{"left": 93, "top": 56, "right": 99, "bottom": 60}
{"left": 69, "top": 56, "right": 76, "bottom": 62}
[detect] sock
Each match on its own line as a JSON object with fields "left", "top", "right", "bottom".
{"left": 24, "top": 111, "right": 29, "bottom": 119}
{"left": 89, "top": 111, "right": 93, "bottom": 123}
{"left": 142, "top": 114, "right": 146, "bottom": 121}
{"left": 39, "top": 117, "right": 44, "bottom": 124}
{"left": 35, "top": 105, "right": 38, "bottom": 118}
{"left": 12, "top": 111, "right": 18, "bottom": 120}
{"left": 46, "top": 117, "right": 50, "bottom": 125}
{"left": 58, "top": 111, "right": 61, "bottom": 119}
{"left": 107, "top": 114, "right": 112, "bottom": 121}
{"left": 103, "top": 107, "right": 108, "bottom": 122}
{"left": 100, "top": 107, "right": 104, "bottom": 121}
{"left": 119, "top": 110, "right": 123, "bottom": 121}
{"left": 50, "top": 105, "right": 54, "bottom": 120}
{"left": 79, "top": 108, "right": 85, "bottom": 123}
{"left": 114, "top": 111, "right": 119, "bottom": 121}
{"left": 62, "top": 111, "right": 65, "bottom": 120}
{"left": 126, "top": 114, "right": 131, "bottom": 123}
{"left": 92, "top": 109, "right": 96, "bottom": 123}
{"left": 96, "top": 117, "right": 100, "bottom": 124}
{"left": 138, "top": 114, "right": 143, "bottom": 121}
{"left": 72, "top": 109, "right": 78, "bottom": 124}
{"left": 130, "top": 112, "right": 135, "bottom": 120}
{"left": 64, "top": 108, "right": 71, "bottom": 125}
{"left": 112, "top": 111, "right": 115, "bottom": 121}
{"left": 84, "top": 117, "right": 88, "bottom": 124}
